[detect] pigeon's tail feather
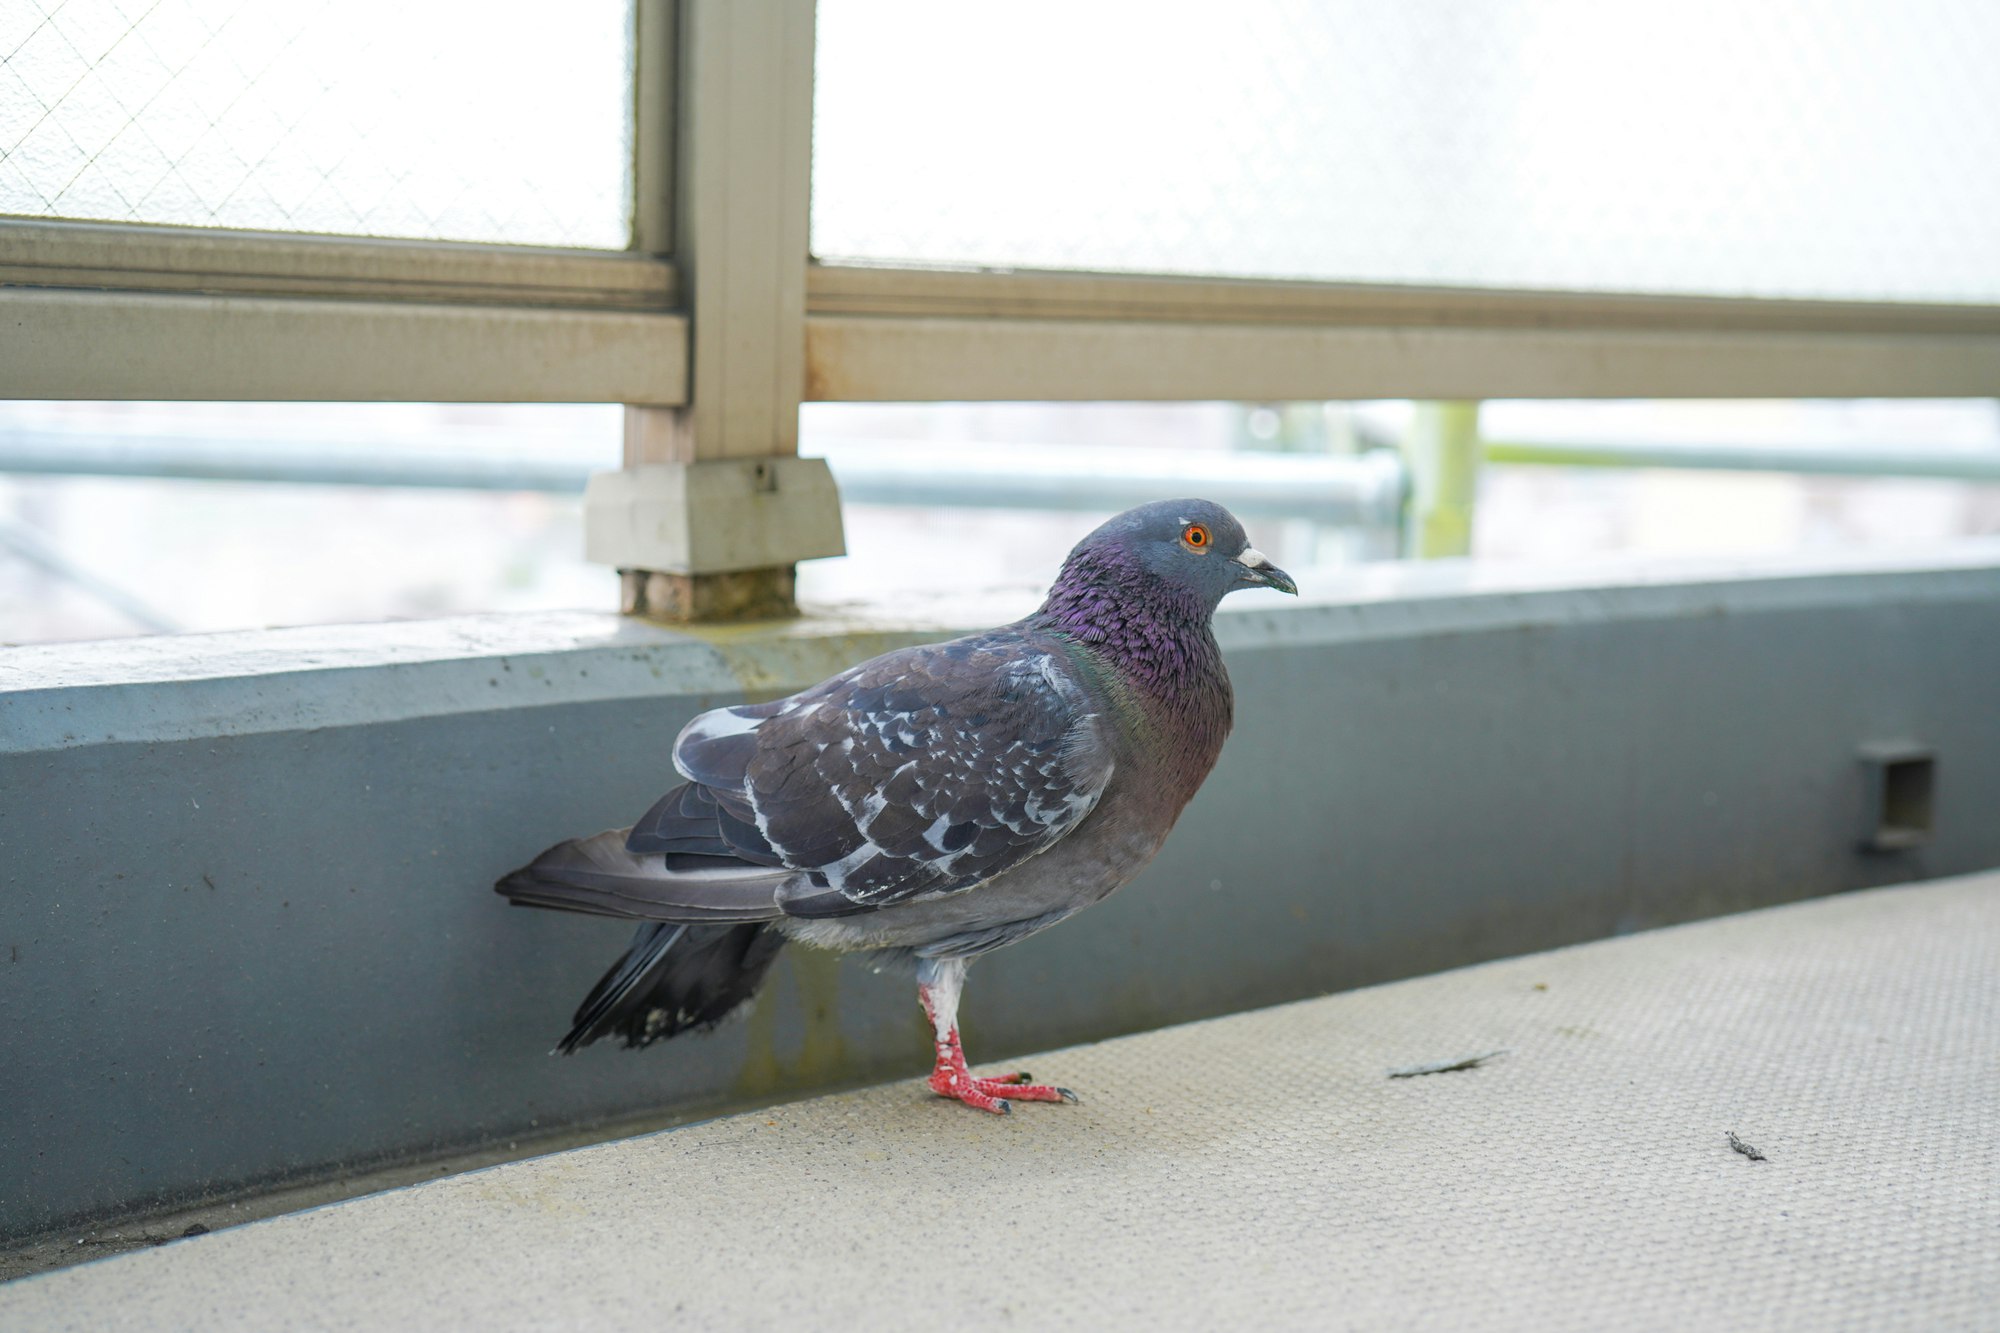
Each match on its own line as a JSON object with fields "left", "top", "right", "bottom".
{"left": 496, "top": 829, "right": 790, "bottom": 924}
{"left": 557, "top": 920, "right": 785, "bottom": 1053}
{"left": 497, "top": 829, "right": 792, "bottom": 1053}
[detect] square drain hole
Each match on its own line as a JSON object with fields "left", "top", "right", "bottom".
{"left": 1859, "top": 744, "right": 1936, "bottom": 852}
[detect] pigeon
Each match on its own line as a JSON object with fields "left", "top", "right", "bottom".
{"left": 497, "top": 499, "right": 1297, "bottom": 1113}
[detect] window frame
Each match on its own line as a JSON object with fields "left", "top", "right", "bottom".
{"left": 801, "top": 263, "right": 2000, "bottom": 402}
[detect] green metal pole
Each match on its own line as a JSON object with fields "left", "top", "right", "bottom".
{"left": 1404, "top": 401, "right": 1482, "bottom": 559}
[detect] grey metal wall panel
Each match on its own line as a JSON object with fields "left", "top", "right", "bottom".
{"left": 3, "top": 552, "right": 1997, "bottom": 1240}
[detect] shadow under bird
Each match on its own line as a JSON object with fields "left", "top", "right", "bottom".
{"left": 497, "top": 499, "right": 1297, "bottom": 1113}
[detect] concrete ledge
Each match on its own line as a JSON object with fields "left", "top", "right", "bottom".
{"left": 3, "top": 545, "right": 1999, "bottom": 1243}
{"left": 5, "top": 871, "right": 1994, "bottom": 1328}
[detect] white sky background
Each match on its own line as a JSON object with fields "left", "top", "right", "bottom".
{"left": 814, "top": 0, "right": 2000, "bottom": 302}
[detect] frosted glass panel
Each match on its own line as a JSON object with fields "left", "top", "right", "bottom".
{"left": 1, "top": 1, "right": 632, "bottom": 248}
{"left": 814, "top": 0, "right": 2000, "bottom": 303}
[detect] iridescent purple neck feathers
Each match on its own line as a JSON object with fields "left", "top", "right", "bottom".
{"left": 1032, "top": 541, "right": 1227, "bottom": 702}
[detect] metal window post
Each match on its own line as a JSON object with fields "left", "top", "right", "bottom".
{"left": 1403, "top": 401, "right": 1482, "bottom": 559}
{"left": 591, "top": 0, "right": 845, "bottom": 622}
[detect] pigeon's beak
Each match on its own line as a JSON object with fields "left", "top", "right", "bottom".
{"left": 1232, "top": 547, "right": 1298, "bottom": 596}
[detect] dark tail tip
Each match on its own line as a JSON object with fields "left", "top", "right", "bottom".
{"left": 557, "top": 921, "right": 786, "bottom": 1054}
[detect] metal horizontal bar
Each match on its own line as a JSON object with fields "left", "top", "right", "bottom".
{"left": 0, "top": 429, "right": 1406, "bottom": 527}
{"left": 12, "top": 418, "right": 1993, "bottom": 521}
{"left": 0, "top": 288, "right": 689, "bottom": 403}
{"left": 805, "top": 314, "right": 2000, "bottom": 402}
{"left": 1484, "top": 438, "right": 2000, "bottom": 481}
{"left": 0, "top": 428, "right": 601, "bottom": 492}
{"left": 808, "top": 263, "right": 2000, "bottom": 336}
{"left": 821, "top": 440, "right": 1407, "bottom": 527}
{"left": 0, "top": 220, "right": 677, "bottom": 311}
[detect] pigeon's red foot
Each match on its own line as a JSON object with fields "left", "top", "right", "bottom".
{"left": 927, "top": 1030, "right": 1078, "bottom": 1114}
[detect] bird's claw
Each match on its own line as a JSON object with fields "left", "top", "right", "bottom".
{"left": 929, "top": 1067, "right": 1076, "bottom": 1114}
{"left": 976, "top": 1076, "right": 1072, "bottom": 1105}
{"left": 988, "top": 1073, "right": 1080, "bottom": 1102}
{"left": 928, "top": 1068, "right": 1010, "bottom": 1113}
{"left": 922, "top": 1011, "right": 1077, "bottom": 1114}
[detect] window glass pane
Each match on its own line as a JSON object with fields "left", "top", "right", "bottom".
{"left": 813, "top": 0, "right": 2000, "bottom": 303}
{"left": 1, "top": 1, "right": 632, "bottom": 248}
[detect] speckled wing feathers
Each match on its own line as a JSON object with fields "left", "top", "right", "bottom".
{"left": 665, "top": 631, "right": 1113, "bottom": 915}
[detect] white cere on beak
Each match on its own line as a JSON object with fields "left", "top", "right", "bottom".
{"left": 1234, "top": 546, "right": 1275, "bottom": 569}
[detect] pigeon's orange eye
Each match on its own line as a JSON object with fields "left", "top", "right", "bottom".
{"left": 1181, "top": 523, "right": 1211, "bottom": 550}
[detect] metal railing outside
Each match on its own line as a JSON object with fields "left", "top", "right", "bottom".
{"left": 0, "top": 426, "right": 1411, "bottom": 529}
{"left": 3, "top": 408, "right": 1998, "bottom": 614}
{"left": 1483, "top": 437, "right": 2000, "bottom": 482}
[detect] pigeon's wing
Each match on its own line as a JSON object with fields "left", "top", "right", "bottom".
{"left": 663, "top": 631, "right": 1114, "bottom": 913}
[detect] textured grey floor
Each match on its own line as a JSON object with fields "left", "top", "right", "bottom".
{"left": 5, "top": 871, "right": 1997, "bottom": 1331}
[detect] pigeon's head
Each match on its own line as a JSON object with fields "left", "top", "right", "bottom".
{"left": 1065, "top": 499, "right": 1298, "bottom": 613}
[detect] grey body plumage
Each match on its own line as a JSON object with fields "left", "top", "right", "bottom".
{"left": 497, "top": 499, "right": 1294, "bottom": 1104}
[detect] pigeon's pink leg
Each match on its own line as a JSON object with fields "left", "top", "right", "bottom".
{"left": 917, "top": 963, "right": 1077, "bottom": 1115}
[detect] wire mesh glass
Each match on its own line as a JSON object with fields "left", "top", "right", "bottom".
{"left": 1, "top": 0, "right": 633, "bottom": 248}
{"left": 813, "top": 0, "right": 2000, "bottom": 303}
